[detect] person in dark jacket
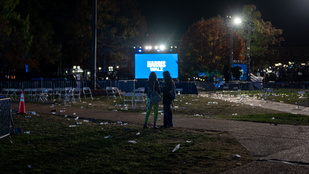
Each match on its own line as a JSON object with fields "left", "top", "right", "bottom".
{"left": 161, "top": 71, "right": 175, "bottom": 128}
{"left": 143, "top": 72, "right": 161, "bottom": 129}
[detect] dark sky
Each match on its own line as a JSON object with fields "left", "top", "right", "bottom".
{"left": 138, "top": 0, "right": 309, "bottom": 46}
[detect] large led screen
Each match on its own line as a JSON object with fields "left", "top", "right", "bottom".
{"left": 135, "top": 53, "right": 178, "bottom": 79}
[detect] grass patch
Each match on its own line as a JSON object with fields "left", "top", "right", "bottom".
{"left": 36, "top": 91, "right": 309, "bottom": 125}
{"left": 229, "top": 113, "right": 309, "bottom": 125}
{"left": 1, "top": 113, "right": 254, "bottom": 173}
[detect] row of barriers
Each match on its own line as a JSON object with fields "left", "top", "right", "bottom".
{"left": 0, "top": 87, "right": 93, "bottom": 103}
{"left": 0, "top": 80, "right": 199, "bottom": 94}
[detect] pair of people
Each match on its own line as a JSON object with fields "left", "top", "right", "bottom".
{"left": 143, "top": 71, "right": 175, "bottom": 129}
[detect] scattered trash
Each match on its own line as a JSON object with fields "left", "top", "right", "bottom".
{"left": 89, "top": 103, "right": 93, "bottom": 105}
{"left": 128, "top": 140, "right": 137, "bottom": 144}
{"left": 112, "top": 109, "right": 118, "bottom": 112}
{"left": 69, "top": 125, "right": 76, "bottom": 127}
{"left": 186, "top": 141, "right": 192, "bottom": 143}
{"left": 73, "top": 113, "right": 76, "bottom": 116}
{"left": 83, "top": 120, "right": 89, "bottom": 123}
{"left": 64, "top": 115, "right": 68, "bottom": 117}
{"left": 272, "top": 117, "right": 275, "bottom": 120}
{"left": 136, "top": 132, "right": 140, "bottom": 136}
{"left": 121, "top": 107, "right": 128, "bottom": 111}
{"left": 27, "top": 165, "right": 32, "bottom": 169}
{"left": 60, "top": 110, "right": 65, "bottom": 113}
{"left": 76, "top": 122, "right": 82, "bottom": 125}
{"left": 174, "top": 106, "right": 179, "bottom": 109}
{"left": 24, "top": 131, "right": 30, "bottom": 134}
{"left": 52, "top": 112, "right": 56, "bottom": 115}
{"left": 117, "top": 121, "right": 123, "bottom": 124}
{"left": 172, "top": 144, "right": 180, "bottom": 152}
{"left": 121, "top": 123, "right": 128, "bottom": 126}
{"left": 194, "top": 114, "right": 203, "bottom": 116}
{"left": 74, "top": 117, "right": 79, "bottom": 120}
{"left": 232, "top": 113, "right": 238, "bottom": 116}
{"left": 104, "top": 135, "right": 111, "bottom": 139}
{"left": 142, "top": 112, "right": 146, "bottom": 114}
{"left": 233, "top": 154, "right": 241, "bottom": 159}
{"left": 100, "top": 122, "right": 104, "bottom": 125}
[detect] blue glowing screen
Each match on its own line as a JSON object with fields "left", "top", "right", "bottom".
{"left": 233, "top": 64, "right": 248, "bottom": 81}
{"left": 135, "top": 53, "right": 178, "bottom": 79}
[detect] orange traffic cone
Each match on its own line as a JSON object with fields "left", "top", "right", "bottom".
{"left": 18, "top": 91, "right": 26, "bottom": 114}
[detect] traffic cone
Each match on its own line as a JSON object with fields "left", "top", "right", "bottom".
{"left": 18, "top": 91, "right": 26, "bottom": 114}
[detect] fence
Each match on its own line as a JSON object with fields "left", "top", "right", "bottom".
{"left": 0, "top": 80, "right": 199, "bottom": 94}
{"left": 0, "top": 98, "right": 13, "bottom": 139}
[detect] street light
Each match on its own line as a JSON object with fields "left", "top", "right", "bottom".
{"left": 227, "top": 16, "right": 242, "bottom": 81}
{"left": 227, "top": 16, "right": 253, "bottom": 81}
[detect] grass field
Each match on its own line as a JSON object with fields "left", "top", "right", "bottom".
{"left": 69, "top": 90, "right": 309, "bottom": 125}
{"left": 1, "top": 112, "right": 254, "bottom": 173}
{"left": 2, "top": 89, "right": 309, "bottom": 173}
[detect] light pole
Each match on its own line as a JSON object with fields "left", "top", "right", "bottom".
{"left": 227, "top": 16, "right": 242, "bottom": 81}
{"left": 227, "top": 16, "right": 253, "bottom": 81}
{"left": 91, "top": 0, "right": 97, "bottom": 90}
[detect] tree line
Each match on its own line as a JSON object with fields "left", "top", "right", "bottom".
{"left": 0, "top": 1, "right": 283, "bottom": 81}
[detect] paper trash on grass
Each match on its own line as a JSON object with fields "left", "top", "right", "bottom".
{"left": 186, "top": 141, "right": 192, "bottom": 143}
{"left": 73, "top": 113, "right": 76, "bottom": 116}
{"left": 83, "top": 120, "right": 89, "bottom": 123}
{"left": 76, "top": 122, "right": 82, "bottom": 125}
{"left": 136, "top": 132, "right": 140, "bottom": 136}
{"left": 121, "top": 123, "right": 128, "bottom": 126}
{"left": 117, "top": 121, "right": 123, "bottom": 124}
{"left": 104, "top": 135, "right": 111, "bottom": 139}
{"left": 74, "top": 116, "right": 79, "bottom": 120}
{"left": 172, "top": 144, "right": 180, "bottom": 152}
{"left": 128, "top": 140, "right": 137, "bottom": 144}
{"left": 69, "top": 125, "right": 76, "bottom": 127}
{"left": 112, "top": 109, "right": 118, "bottom": 112}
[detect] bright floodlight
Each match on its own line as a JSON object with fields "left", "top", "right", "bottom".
{"left": 234, "top": 17, "right": 242, "bottom": 25}
{"left": 159, "top": 45, "right": 166, "bottom": 50}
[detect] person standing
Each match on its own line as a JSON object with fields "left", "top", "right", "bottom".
{"left": 143, "top": 72, "right": 161, "bottom": 129}
{"left": 161, "top": 71, "right": 175, "bottom": 128}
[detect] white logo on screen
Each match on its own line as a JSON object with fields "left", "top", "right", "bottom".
{"left": 147, "top": 61, "right": 166, "bottom": 71}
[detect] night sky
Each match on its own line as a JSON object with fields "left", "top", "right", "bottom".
{"left": 138, "top": 0, "right": 309, "bottom": 46}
